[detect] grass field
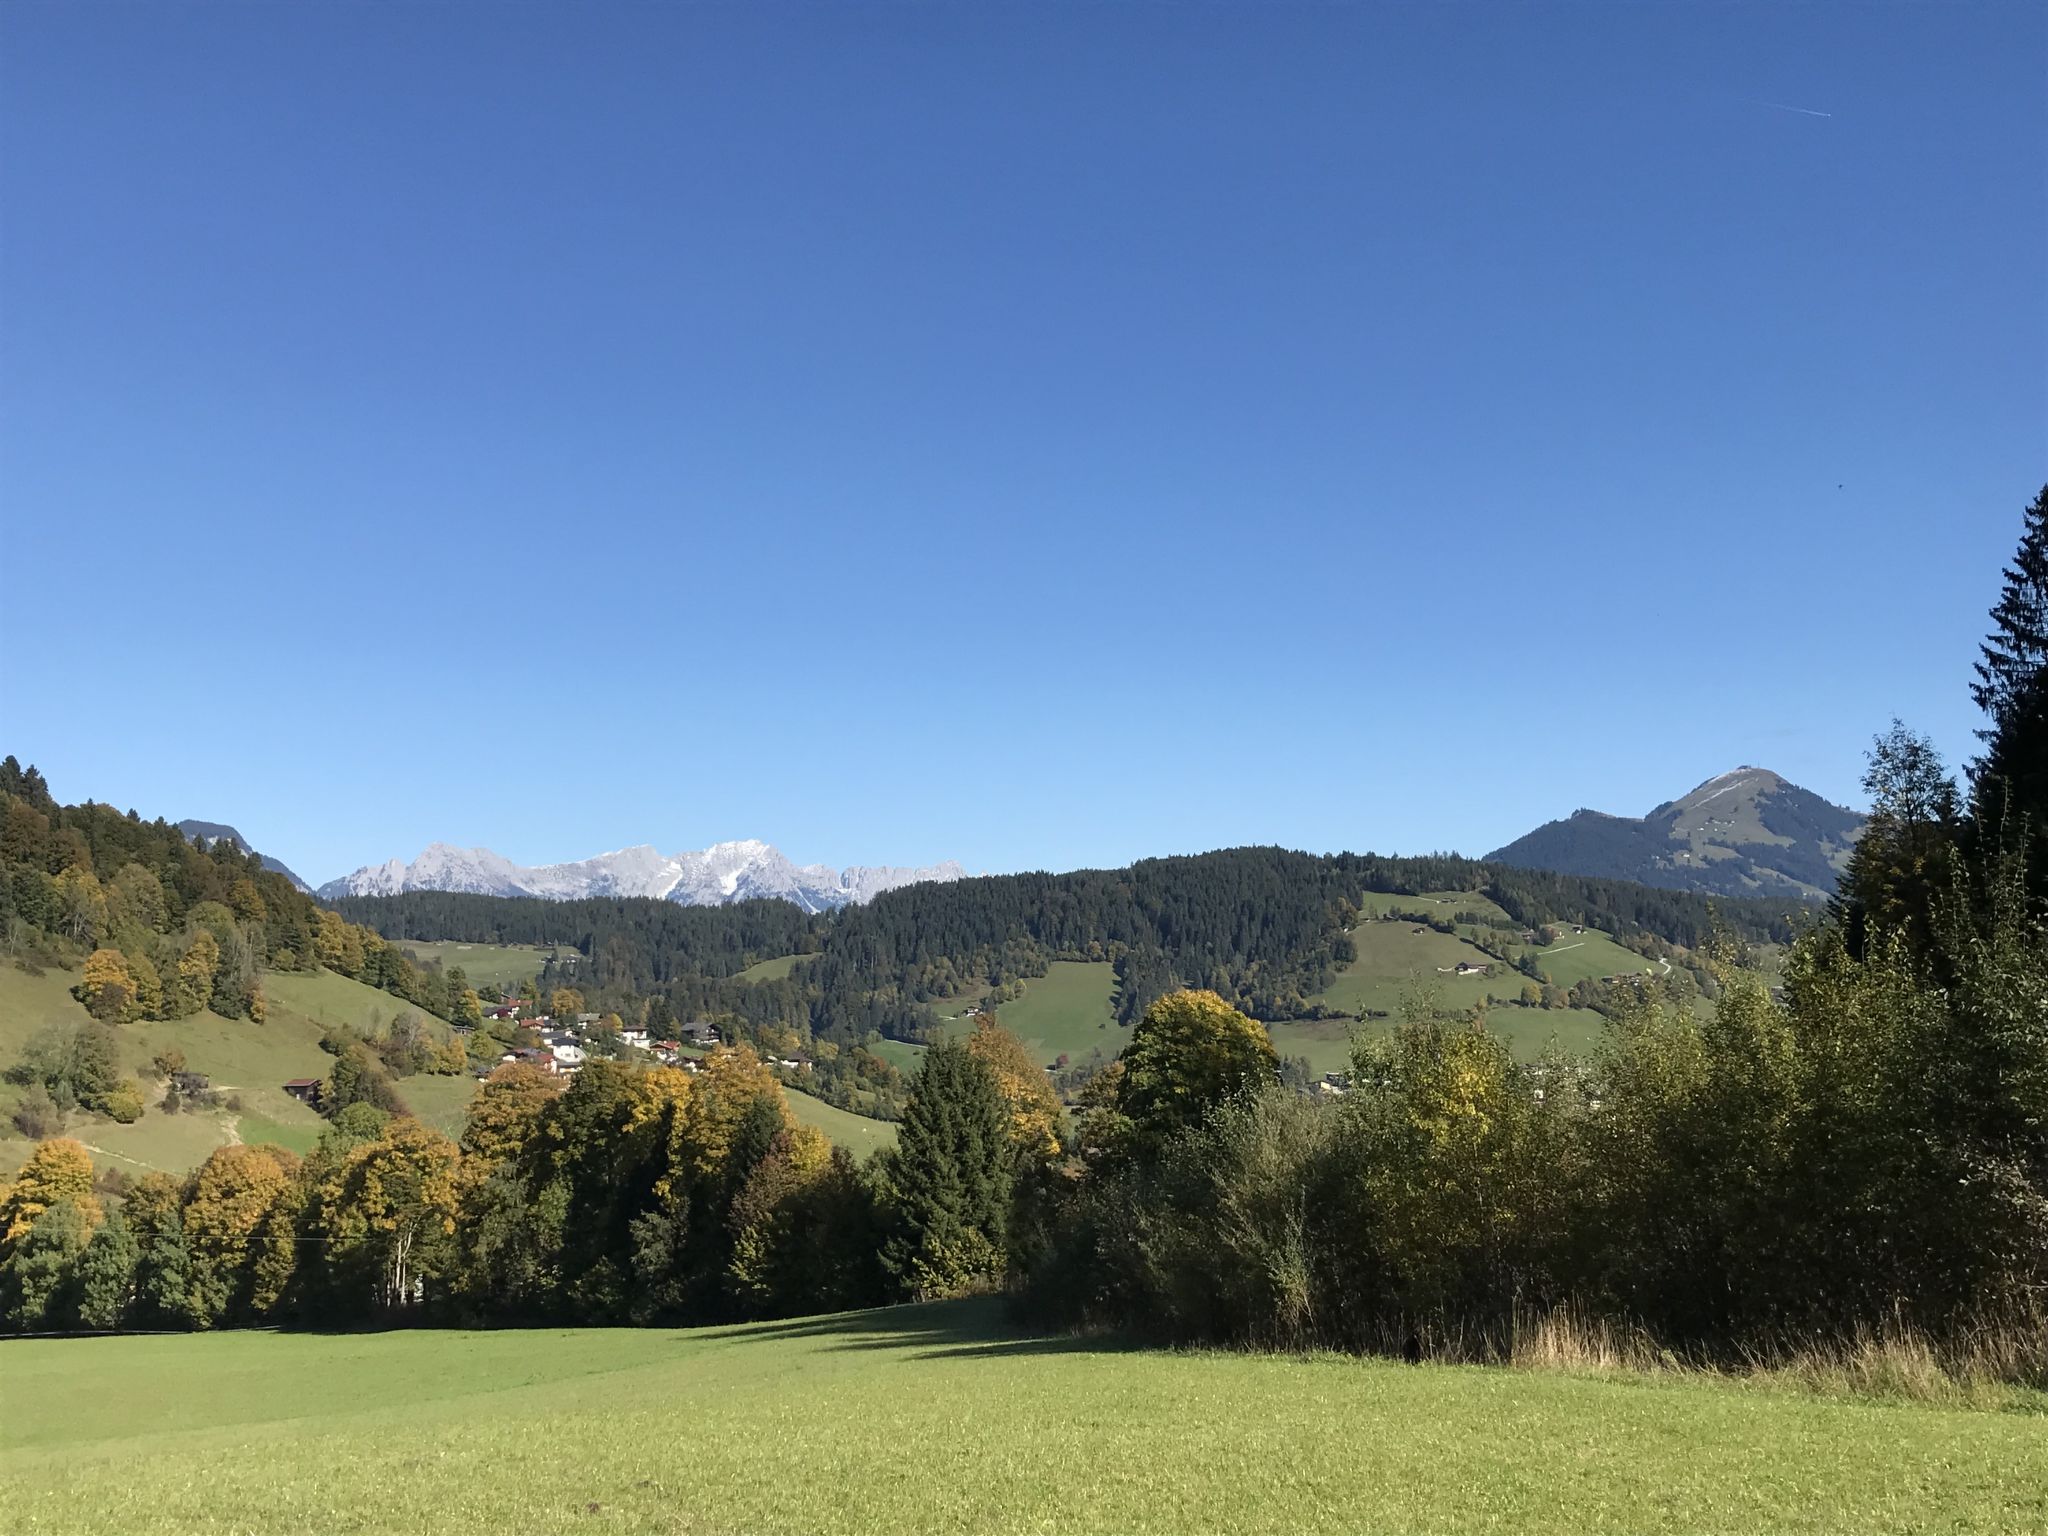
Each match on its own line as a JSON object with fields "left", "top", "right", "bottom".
{"left": 787, "top": 1086, "right": 899, "bottom": 1155}
{"left": 393, "top": 940, "right": 550, "bottom": 992}
{"left": 0, "top": 962, "right": 477, "bottom": 1178}
{"left": 3, "top": 1299, "right": 2041, "bottom": 1535}
{"left": 737, "top": 951, "right": 815, "bottom": 982}
{"left": 868, "top": 1037, "right": 926, "bottom": 1074}
{"left": 1315, "top": 921, "right": 1508, "bottom": 1017}
{"left": 947, "top": 961, "right": 1124, "bottom": 1067}
{"left": 1269, "top": 1006, "right": 1617, "bottom": 1073}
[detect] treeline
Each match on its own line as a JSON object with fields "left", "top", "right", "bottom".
{"left": 338, "top": 848, "right": 1804, "bottom": 1057}
{"left": 0, "top": 764, "right": 482, "bottom": 1029}
{"left": 0, "top": 1022, "right": 1059, "bottom": 1333}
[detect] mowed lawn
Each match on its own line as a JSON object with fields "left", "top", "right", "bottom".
{"left": 3, "top": 1301, "right": 2042, "bottom": 1536}
{"left": 947, "top": 961, "right": 1126, "bottom": 1066}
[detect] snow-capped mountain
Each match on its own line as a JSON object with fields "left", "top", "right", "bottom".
{"left": 316, "top": 840, "right": 965, "bottom": 913}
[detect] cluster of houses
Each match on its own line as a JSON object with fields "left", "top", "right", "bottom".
{"left": 481, "top": 1012, "right": 730, "bottom": 1078}
{"left": 279, "top": 1000, "right": 821, "bottom": 1106}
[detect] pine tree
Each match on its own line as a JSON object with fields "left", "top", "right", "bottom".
{"left": 880, "top": 1040, "right": 1011, "bottom": 1298}
{"left": 1969, "top": 485, "right": 2048, "bottom": 903}
{"left": 1971, "top": 485, "right": 2048, "bottom": 743}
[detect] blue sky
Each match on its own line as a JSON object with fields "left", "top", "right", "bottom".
{"left": 2, "top": 3, "right": 2041, "bottom": 886}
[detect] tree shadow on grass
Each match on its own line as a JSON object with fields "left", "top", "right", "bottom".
{"left": 685, "top": 1295, "right": 1139, "bottom": 1363}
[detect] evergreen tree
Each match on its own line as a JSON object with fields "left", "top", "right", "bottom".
{"left": 1970, "top": 484, "right": 2048, "bottom": 902}
{"left": 880, "top": 1040, "right": 1011, "bottom": 1297}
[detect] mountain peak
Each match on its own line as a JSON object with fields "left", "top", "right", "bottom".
{"left": 1486, "top": 769, "right": 1863, "bottom": 901}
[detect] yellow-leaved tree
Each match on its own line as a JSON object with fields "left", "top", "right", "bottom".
{"left": 316, "top": 1120, "right": 462, "bottom": 1310}
{"left": 72, "top": 947, "right": 139, "bottom": 1023}
{"left": 1116, "top": 989, "right": 1278, "bottom": 1149}
{"left": 965, "top": 1016, "right": 1066, "bottom": 1163}
{"left": 0, "top": 1138, "right": 102, "bottom": 1247}
{"left": 184, "top": 1144, "right": 301, "bottom": 1325}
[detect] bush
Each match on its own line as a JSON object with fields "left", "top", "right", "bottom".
{"left": 101, "top": 1081, "right": 145, "bottom": 1124}
{"left": 10, "top": 1083, "right": 62, "bottom": 1139}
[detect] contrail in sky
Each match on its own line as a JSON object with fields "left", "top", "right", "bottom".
{"left": 1746, "top": 98, "right": 1833, "bottom": 118}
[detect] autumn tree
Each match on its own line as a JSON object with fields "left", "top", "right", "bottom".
{"left": 1116, "top": 989, "right": 1278, "bottom": 1150}
{"left": 965, "top": 1016, "right": 1065, "bottom": 1163}
{"left": 184, "top": 1144, "right": 300, "bottom": 1325}
{"left": 72, "top": 947, "right": 139, "bottom": 1023}
{"left": 0, "top": 1139, "right": 102, "bottom": 1247}
{"left": 460, "top": 1062, "right": 563, "bottom": 1166}
{"left": 170, "top": 929, "right": 221, "bottom": 1017}
{"left": 314, "top": 1119, "right": 462, "bottom": 1311}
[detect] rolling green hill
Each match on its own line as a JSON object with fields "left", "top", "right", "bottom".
{"left": 4, "top": 1299, "right": 2037, "bottom": 1535}
{"left": 0, "top": 960, "right": 478, "bottom": 1179}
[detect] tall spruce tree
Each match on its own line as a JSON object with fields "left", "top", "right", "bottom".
{"left": 1968, "top": 485, "right": 2048, "bottom": 905}
{"left": 880, "top": 1039, "right": 1012, "bottom": 1298}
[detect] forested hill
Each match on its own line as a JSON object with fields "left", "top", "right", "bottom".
{"left": 1486, "top": 768, "right": 1865, "bottom": 901}
{"left": 334, "top": 848, "right": 1805, "bottom": 1045}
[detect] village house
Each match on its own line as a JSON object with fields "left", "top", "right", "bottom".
{"left": 282, "top": 1077, "right": 322, "bottom": 1105}
{"left": 678, "top": 1022, "right": 721, "bottom": 1047}
{"left": 620, "top": 1026, "right": 651, "bottom": 1050}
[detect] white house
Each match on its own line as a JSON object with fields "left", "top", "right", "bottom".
{"left": 549, "top": 1040, "right": 586, "bottom": 1069}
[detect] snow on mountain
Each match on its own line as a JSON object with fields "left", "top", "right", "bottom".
{"left": 317, "top": 840, "right": 964, "bottom": 911}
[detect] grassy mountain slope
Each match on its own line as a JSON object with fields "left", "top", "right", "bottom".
{"left": 0, "top": 960, "right": 468, "bottom": 1179}
{"left": 1487, "top": 767, "right": 1864, "bottom": 900}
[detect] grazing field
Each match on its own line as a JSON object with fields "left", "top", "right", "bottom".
{"left": 1315, "top": 921, "right": 1507, "bottom": 1017}
{"left": 737, "top": 951, "right": 815, "bottom": 982}
{"left": 261, "top": 970, "right": 452, "bottom": 1036}
{"left": 1522, "top": 930, "right": 1659, "bottom": 988}
{"left": 787, "top": 1086, "right": 899, "bottom": 1155}
{"left": 868, "top": 1037, "right": 926, "bottom": 1074}
{"left": 948, "top": 961, "right": 1124, "bottom": 1066}
{"left": 1269, "top": 1005, "right": 1614, "bottom": 1073}
{"left": 393, "top": 940, "right": 550, "bottom": 991}
{"left": 0, "top": 962, "right": 480, "bottom": 1178}
{"left": 0, "top": 963, "right": 334, "bottom": 1179}
{"left": 4, "top": 1300, "right": 2041, "bottom": 1536}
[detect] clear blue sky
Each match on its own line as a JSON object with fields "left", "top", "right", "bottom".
{"left": 2, "top": 3, "right": 2041, "bottom": 886}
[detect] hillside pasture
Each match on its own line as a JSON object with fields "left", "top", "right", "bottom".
{"left": 1315, "top": 921, "right": 1509, "bottom": 1017}
{"left": 3, "top": 1299, "right": 2041, "bottom": 1535}
{"left": 393, "top": 940, "right": 550, "bottom": 991}
{"left": 737, "top": 951, "right": 815, "bottom": 982}
{"left": 787, "top": 1086, "right": 899, "bottom": 1155}
{"left": 950, "top": 961, "right": 1124, "bottom": 1067}
{"left": 1520, "top": 929, "right": 1659, "bottom": 989}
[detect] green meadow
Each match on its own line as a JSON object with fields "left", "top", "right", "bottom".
{"left": 3, "top": 1299, "right": 2040, "bottom": 1535}
{"left": 788, "top": 1085, "right": 899, "bottom": 1154}
{"left": 393, "top": 940, "right": 551, "bottom": 991}
{"left": 737, "top": 951, "right": 815, "bottom": 982}
{"left": 948, "top": 960, "right": 1125, "bottom": 1066}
